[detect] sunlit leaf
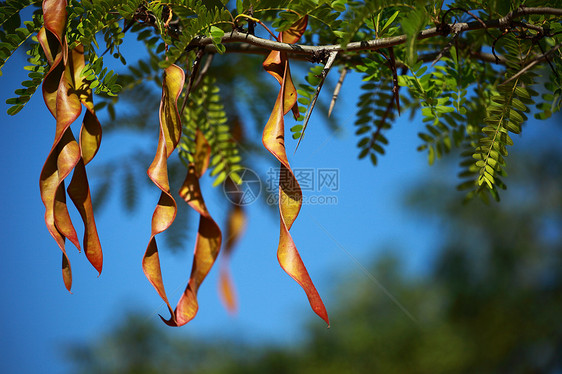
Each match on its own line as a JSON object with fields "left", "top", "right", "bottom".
{"left": 142, "top": 64, "right": 186, "bottom": 324}
{"left": 262, "top": 16, "right": 329, "bottom": 326}
{"left": 66, "top": 45, "right": 104, "bottom": 275}
{"left": 262, "top": 16, "right": 308, "bottom": 120}
{"left": 38, "top": 0, "right": 84, "bottom": 291}
{"left": 174, "top": 130, "right": 222, "bottom": 326}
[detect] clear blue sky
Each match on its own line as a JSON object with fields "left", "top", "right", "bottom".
{"left": 3, "top": 27, "right": 548, "bottom": 373}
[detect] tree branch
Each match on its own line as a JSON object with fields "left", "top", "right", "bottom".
{"left": 188, "top": 7, "right": 562, "bottom": 57}
{"left": 208, "top": 43, "right": 506, "bottom": 67}
{"left": 328, "top": 67, "right": 347, "bottom": 117}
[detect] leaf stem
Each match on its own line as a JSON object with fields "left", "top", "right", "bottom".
{"left": 295, "top": 51, "right": 338, "bottom": 152}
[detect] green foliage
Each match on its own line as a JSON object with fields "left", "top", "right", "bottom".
{"left": 458, "top": 34, "right": 539, "bottom": 201}
{"left": 534, "top": 32, "right": 562, "bottom": 120}
{"left": 122, "top": 50, "right": 163, "bottom": 88}
{"left": 122, "top": 167, "right": 136, "bottom": 212}
{"left": 150, "top": 0, "right": 232, "bottom": 68}
{"left": 535, "top": 71, "right": 561, "bottom": 120}
{"left": 271, "top": 0, "right": 344, "bottom": 41}
{"left": 339, "top": 1, "right": 404, "bottom": 46}
{"left": 179, "top": 76, "right": 243, "bottom": 186}
{"left": 353, "top": 57, "right": 397, "bottom": 166}
{"left": 0, "top": 4, "right": 42, "bottom": 73}
{"left": 401, "top": 49, "right": 473, "bottom": 165}
{"left": 399, "top": 62, "right": 458, "bottom": 164}
{"left": 0, "top": 0, "right": 40, "bottom": 29}
{"left": 81, "top": 55, "right": 121, "bottom": 96}
{"left": 65, "top": 0, "right": 140, "bottom": 49}
{"left": 293, "top": 64, "right": 324, "bottom": 139}
{"left": 2, "top": 0, "right": 562, "bottom": 203}
{"left": 5, "top": 32, "right": 45, "bottom": 115}
{"left": 400, "top": 2, "right": 428, "bottom": 66}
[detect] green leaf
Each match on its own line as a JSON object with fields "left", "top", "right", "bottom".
{"left": 380, "top": 10, "right": 400, "bottom": 36}
{"left": 7, "top": 104, "right": 23, "bottom": 115}
{"left": 331, "top": 0, "right": 346, "bottom": 12}
{"left": 210, "top": 25, "right": 224, "bottom": 40}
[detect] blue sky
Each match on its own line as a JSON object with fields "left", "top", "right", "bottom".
{"left": 0, "top": 44, "right": 441, "bottom": 373}
{"left": 4, "top": 21, "right": 557, "bottom": 373}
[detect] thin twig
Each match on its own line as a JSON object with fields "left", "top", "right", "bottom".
{"left": 234, "top": 14, "right": 280, "bottom": 42}
{"left": 443, "top": 7, "right": 495, "bottom": 40}
{"left": 431, "top": 32, "right": 459, "bottom": 66}
{"left": 295, "top": 51, "right": 338, "bottom": 152}
{"left": 328, "top": 67, "right": 347, "bottom": 118}
{"left": 499, "top": 41, "right": 562, "bottom": 86}
{"left": 512, "top": 21, "right": 544, "bottom": 34}
{"left": 388, "top": 48, "right": 401, "bottom": 115}
{"left": 179, "top": 48, "right": 205, "bottom": 117}
{"left": 192, "top": 53, "right": 214, "bottom": 90}
{"left": 492, "top": 29, "right": 511, "bottom": 64}
{"left": 536, "top": 41, "right": 559, "bottom": 79}
{"left": 469, "top": 50, "right": 506, "bottom": 64}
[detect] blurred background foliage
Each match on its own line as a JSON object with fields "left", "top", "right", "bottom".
{"left": 66, "top": 122, "right": 562, "bottom": 374}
